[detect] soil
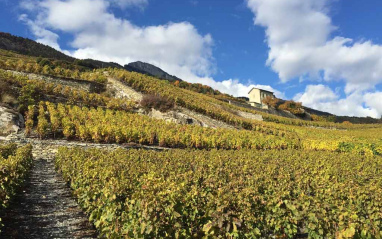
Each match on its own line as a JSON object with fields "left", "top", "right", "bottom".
{"left": 0, "top": 143, "right": 97, "bottom": 239}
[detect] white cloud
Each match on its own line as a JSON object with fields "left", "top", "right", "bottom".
{"left": 20, "top": 0, "right": 214, "bottom": 75}
{"left": 246, "top": 0, "right": 382, "bottom": 91}
{"left": 247, "top": 0, "right": 382, "bottom": 117}
{"left": 293, "top": 84, "right": 337, "bottom": 106}
{"left": 294, "top": 85, "right": 382, "bottom": 118}
{"left": 19, "top": 13, "right": 66, "bottom": 53}
{"left": 112, "top": 0, "right": 148, "bottom": 9}
{"left": 19, "top": 0, "right": 279, "bottom": 98}
{"left": 38, "top": 0, "right": 109, "bottom": 32}
{"left": 364, "top": 92, "right": 382, "bottom": 117}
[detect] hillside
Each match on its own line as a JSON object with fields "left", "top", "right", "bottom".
{"left": 2, "top": 32, "right": 379, "bottom": 124}
{"left": 0, "top": 33, "right": 381, "bottom": 238}
{"left": 124, "top": 61, "right": 182, "bottom": 82}
{"left": 0, "top": 32, "right": 74, "bottom": 62}
{"left": 0, "top": 32, "right": 123, "bottom": 69}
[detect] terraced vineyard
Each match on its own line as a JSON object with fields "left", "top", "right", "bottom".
{"left": 56, "top": 147, "right": 382, "bottom": 238}
{"left": 32, "top": 102, "right": 298, "bottom": 150}
{"left": 0, "top": 47, "right": 381, "bottom": 238}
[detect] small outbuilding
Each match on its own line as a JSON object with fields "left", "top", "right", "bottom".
{"left": 248, "top": 87, "right": 275, "bottom": 109}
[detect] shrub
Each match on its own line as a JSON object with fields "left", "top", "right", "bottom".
{"left": 262, "top": 96, "right": 280, "bottom": 108}
{"left": 311, "top": 114, "right": 335, "bottom": 122}
{"left": 37, "top": 58, "right": 53, "bottom": 67}
{"left": 140, "top": 94, "right": 175, "bottom": 112}
{"left": 278, "top": 100, "right": 304, "bottom": 116}
{"left": 0, "top": 81, "right": 12, "bottom": 97}
{"left": 0, "top": 143, "right": 18, "bottom": 159}
{"left": 342, "top": 121, "right": 353, "bottom": 126}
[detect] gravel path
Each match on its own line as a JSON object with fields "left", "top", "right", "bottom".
{"left": 0, "top": 156, "right": 98, "bottom": 238}
{"left": 0, "top": 136, "right": 168, "bottom": 238}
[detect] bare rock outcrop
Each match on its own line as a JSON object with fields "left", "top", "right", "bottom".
{"left": 0, "top": 106, "right": 24, "bottom": 136}
{"left": 147, "top": 108, "right": 203, "bottom": 126}
{"left": 107, "top": 77, "right": 143, "bottom": 101}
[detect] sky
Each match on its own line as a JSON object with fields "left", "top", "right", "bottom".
{"left": 1, "top": 0, "right": 382, "bottom": 118}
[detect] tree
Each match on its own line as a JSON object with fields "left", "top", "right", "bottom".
{"left": 278, "top": 100, "right": 304, "bottom": 115}
{"left": 262, "top": 96, "right": 280, "bottom": 108}
{"left": 38, "top": 58, "right": 52, "bottom": 67}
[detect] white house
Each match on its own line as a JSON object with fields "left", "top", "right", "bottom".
{"left": 248, "top": 87, "right": 275, "bottom": 109}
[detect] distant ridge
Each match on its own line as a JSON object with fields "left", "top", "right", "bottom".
{"left": 124, "top": 61, "right": 182, "bottom": 82}
{"left": 0, "top": 32, "right": 123, "bottom": 69}
{"left": 0, "top": 32, "right": 74, "bottom": 62}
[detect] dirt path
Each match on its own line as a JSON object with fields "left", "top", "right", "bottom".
{"left": 0, "top": 154, "right": 97, "bottom": 238}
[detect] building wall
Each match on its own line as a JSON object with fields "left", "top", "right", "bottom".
{"left": 249, "top": 88, "right": 261, "bottom": 105}
{"left": 249, "top": 89, "right": 274, "bottom": 109}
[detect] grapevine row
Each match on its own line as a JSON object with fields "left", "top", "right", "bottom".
{"left": 110, "top": 69, "right": 379, "bottom": 130}
{"left": 56, "top": 147, "right": 382, "bottom": 238}
{"left": 1, "top": 53, "right": 378, "bottom": 130}
{"left": 34, "top": 102, "right": 299, "bottom": 150}
{"left": 0, "top": 144, "right": 33, "bottom": 231}
{"left": 0, "top": 69, "right": 136, "bottom": 112}
{"left": 110, "top": 69, "right": 292, "bottom": 137}
{"left": 0, "top": 57, "right": 107, "bottom": 83}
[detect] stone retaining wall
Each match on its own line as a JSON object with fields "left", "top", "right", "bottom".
{"left": 9, "top": 70, "right": 105, "bottom": 93}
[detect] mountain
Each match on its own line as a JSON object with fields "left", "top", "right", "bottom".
{"left": 0, "top": 32, "right": 74, "bottom": 62}
{"left": 124, "top": 61, "right": 182, "bottom": 82}
{"left": 0, "top": 32, "right": 123, "bottom": 69}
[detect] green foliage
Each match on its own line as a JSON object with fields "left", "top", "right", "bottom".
{"left": 17, "top": 83, "right": 41, "bottom": 114}
{"left": 173, "top": 80, "right": 221, "bottom": 96}
{"left": 111, "top": 69, "right": 290, "bottom": 136}
{"left": 56, "top": 147, "right": 382, "bottom": 238}
{"left": 0, "top": 32, "right": 74, "bottom": 62}
{"left": 262, "top": 95, "right": 280, "bottom": 108}
{"left": 0, "top": 69, "right": 136, "bottom": 112}
{"left": 0, "top": 144, "right": 33, "bottom": 231}
{"left": 34, "top": 102, "right": 297, "bottom": 150}
{"left": 278, "top": 100, "right": 305, "bottom": 116}
{"left": 0, "top": 80, "right": 12, "bottom": 97}
{"left": 37, "top": 102, "right": 49, "bottom": 139}
{"left": 25, "top": 105, "right": 35, "bottom": 137}
{"left": 37, "top": 58, "right": 53, "bottom": 67}
{"left": 0, "top": 144, "right": 18, "bottom": 159}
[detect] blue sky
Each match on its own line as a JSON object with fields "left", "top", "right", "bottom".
{"left": 1, "top": 0, "right": 382, "bottom": 117}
